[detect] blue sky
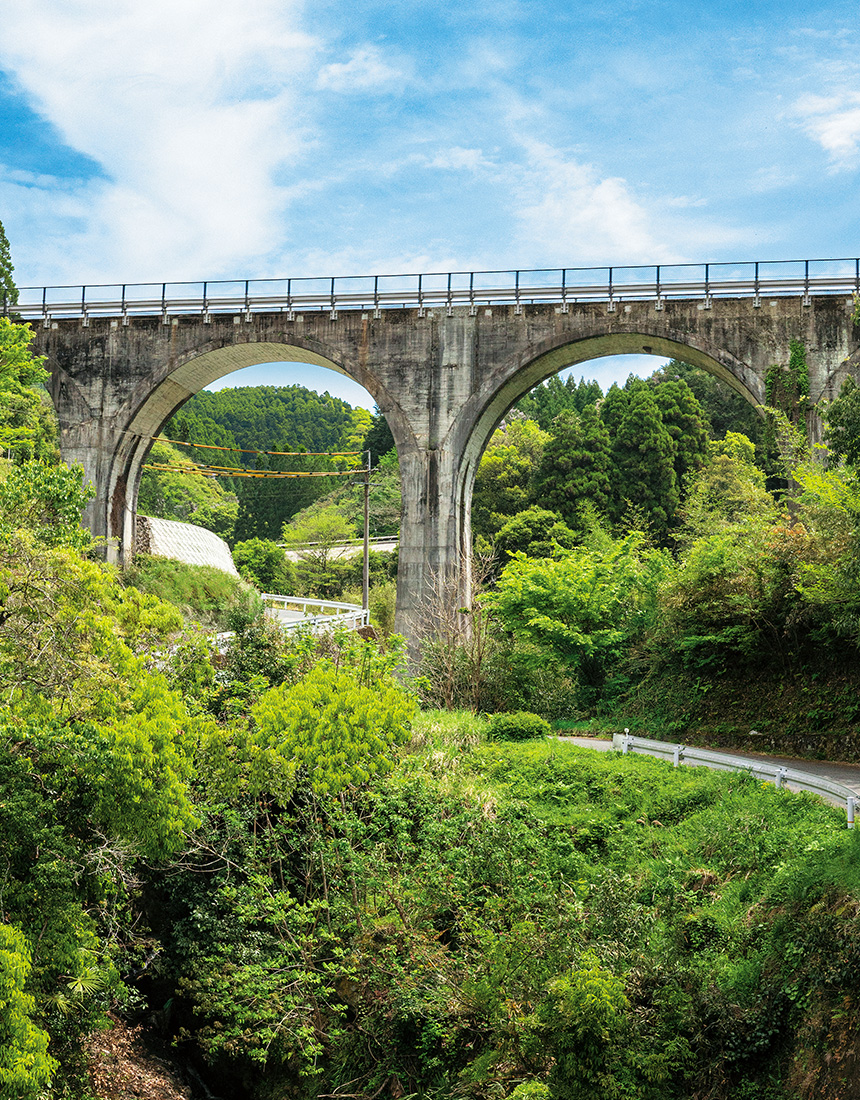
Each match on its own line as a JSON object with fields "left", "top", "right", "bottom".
{"left": 1, "top": 0, "right": 858, "bottom": 408}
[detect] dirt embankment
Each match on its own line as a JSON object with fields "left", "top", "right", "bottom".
{"left": 85, "top": 1015, "right": 195, "bottom": 1100}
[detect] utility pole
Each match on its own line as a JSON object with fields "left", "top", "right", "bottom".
{"left": 362, "top": 449, "right": 371, "bottom": 613}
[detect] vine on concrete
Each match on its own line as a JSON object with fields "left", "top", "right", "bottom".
{"left": 764, "top": 340, "right": 810, "bottom": 449}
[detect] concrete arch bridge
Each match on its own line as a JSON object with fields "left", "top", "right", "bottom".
{"left": 19, "top": 259, "right": 860, "bottom": 641}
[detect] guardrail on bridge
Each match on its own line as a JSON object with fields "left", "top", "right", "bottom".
{"left": 8, "top": 256, "right": 860, "bottom": 323}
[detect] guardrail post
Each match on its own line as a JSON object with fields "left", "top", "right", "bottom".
{"left": 703, "top": 263, "right": 711, "bottom": 309}
{"left": 673, "top": 745, "right": 684, "bottom": 768}
{"left": 560, "top": 268, "right": 569, "bottom": 313}
{"left": 621, "top": 728, "right": 631, "bottom": 754}
{"left": 469, "top": 271, "right": 476, "bottom": 316}
{"left": 754, "top": 261, "right": 761, "bottom": 308}
{"left": 607, "top": 266, "right": 615, "bottom": 312}
{"left": 775, "top": 766, "right": 788, "bottom": 790}
{"left": 446, "top": 272, "right": 453, "bottom": 317}
{"left": 848, "top": 796, "right": 856, "bottom": 829}
{"left": 244, "top": 279, "right": 252, "bottom": 322}
{"left": 655, "top": 265, "right": 663, "bottom": 310}
{"left": 514, "top": 269, "right": 522, "bottom": 314}
{"left": 373, "top": 275, "right": 380, "bottom": 319}
{"left": 803, "top": 260, "right": 811, "bottom": 306}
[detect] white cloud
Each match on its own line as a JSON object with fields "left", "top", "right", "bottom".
{"left": 0, "top": 0, "right": 319, "bottom": 282}
{"left": 316, "top": 47, "right": 408, "bottom": 93}
{"left": 508, "top": 141, "right": 749, "bottom": 270}
{"left": 510, "top": 141, "right": 685, "bottom": 266}
{"left": 794, "top": 91, "right": 860, "bottom": 171}
{"left": 426, "top": 147, "right": 495, "bottom": 173}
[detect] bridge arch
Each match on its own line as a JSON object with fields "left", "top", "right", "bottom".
{"left": 449, "top": 329, "right": 767, "bottom": 581}
{"left": 108, "top": 339, "right": 413, "bottom": 561}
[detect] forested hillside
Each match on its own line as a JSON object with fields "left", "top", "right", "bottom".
{"left": 139, "top": 385, "right": 371, "bottom": 543}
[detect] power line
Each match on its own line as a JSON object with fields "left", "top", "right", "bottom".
{"left": 143, "top": 462, "right": 358, "bottom": 479}
{"left": 133, "top": 429, "right": 362, "bottom": 459}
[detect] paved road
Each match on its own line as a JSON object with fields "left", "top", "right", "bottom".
{"left": 561, "top": 736, "right": 860, "bottom": 797}
{"left": 283, "top": 539, "right": 398, "bottom": 562}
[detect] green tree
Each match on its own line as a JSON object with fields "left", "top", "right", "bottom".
{"left": 598, "top": 383, "right": 629, "bottom": 436}
{"left": 495, "top": 506, "right": 577, "bottom": 560}
{"left": 825, "top": 375, "right": 860, "bottom": 468}
{"left": 362, "top": 408, "right": 395, "bottom": 465}
{"left": 609, "top": 389, "right": 679, "bottom": 539}
{"left": 491, "top": 537, "right": 667, "bottom": 696}
{"left": 534, "top": 956, "right": 628, "bottom": 1100}
{"left": 517, "top": 374, "right": 580, "bottom": 431}
{"left": 531, "top": 406, "right": 612, "bottom": 527}
{"left": 472, "top": 419, "right": 549, "bottom": 540}
{"left": 650, "top": 359, "right": 762, "bottom": 442}
{"left": 0, "top": 319, "right": 57, "bottom": 462}
{"left": 282, "top": 506, "right": 356, "bottom": 596}
{"left": 249, "top": 661, "right": 415, "bottom": 799}
{"left": 791, "top": 459, "right": 860, "bottom": 645}
{"left": 234, "top": 537, "right": 295, "bottom": 592}
{"left": 573, "top": 377, "right": 603, "bottom": 411}
{"left": 653, "top": 378, "right": 710, "bottom": 488}
{"left": 0, "top": 218, "right": 18, "bottom": 311}
{"left": 679, "top": 432, "right": 778, "bottom": 545}
{"left": 0, "top": 461, "right": 93, "bottom": 550}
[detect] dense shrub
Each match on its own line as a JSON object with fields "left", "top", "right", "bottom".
{"left": 487, "top": 710, "right": 552, "bottom": 741}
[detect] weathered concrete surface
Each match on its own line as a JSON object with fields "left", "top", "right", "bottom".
{"left": 32, "top": 294, "right": 860, "bottom": 642}
{"left": 135, "top": 515, "right": 239, "bottom": 576}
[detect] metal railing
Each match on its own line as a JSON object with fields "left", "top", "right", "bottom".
{"left": 261, "top": 593, "right": 370, "bottom": 633}
{"left": 8, "top": 256, "right": 860, "bottom": 323}
{"left": 612, "top": 733, "right": 859, "bottom": 827}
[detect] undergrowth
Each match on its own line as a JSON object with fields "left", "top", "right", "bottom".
{"left": 145, "top": 710, "right": 860, "bottom": 1100}
{"left": 122, "top": 554, "right": 260, "bottom": 630}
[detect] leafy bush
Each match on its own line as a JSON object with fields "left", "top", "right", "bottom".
{"left": 508, "top": 1083, "right": 551, "bottom": 1100}
{"left": 232, "top": 536, "right": 295, "bottom": 592}
{"left": 249, "top": 660, "right": 416, "bottom": 798}
{"left": 0, "top": 923, "right": 56, "bottom": 1099}
{"left": 487, "top": 710, "right": 552, "bottom": 742}
{"left": 0, "top": 460, "right": 92, "bottom": 549}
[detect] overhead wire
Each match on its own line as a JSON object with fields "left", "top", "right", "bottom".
{"left": 138, "top": 428, "right": 367, "bottom": 479}
{"left": 126, "top": 428, "right": 362, "bottom": 458}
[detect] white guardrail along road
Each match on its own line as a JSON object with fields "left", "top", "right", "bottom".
{"left": 612, "top": 733, "right": 860, "bottom": 828}
{"left": 261, "top": 594, "right": 370, "bottom": 634}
